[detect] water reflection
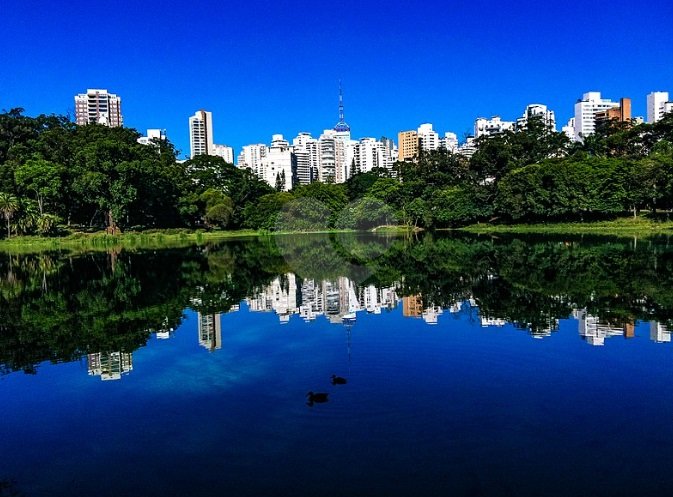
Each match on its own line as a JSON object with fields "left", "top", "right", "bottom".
{"left": 5, "top": 234, "right": 673, "bottom": 497}
{"left": 2, "top": 233, "right": 673, "bottom": 378}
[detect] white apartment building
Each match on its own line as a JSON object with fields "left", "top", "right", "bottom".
{"left": 474, "top": 116, "right": 515, "bottom": 138}
{"left": 516, "top": 104, "right": 556, "bottom": 131}
{"left": 75, "top": 89, "right": 123, "bottom": 127}
{"left": 189, "top": 110, "right": 214, "bottom": 158}
{"left": 353, "top": 138, "right": 384, "bottom": 173}
{"left": 573, "top": 92, "right": 619, "bottom": 141}
{"left": 647, "top": 91, "right": 673, "bottom": 123}
{"left": 458, "top": 136, "right": 477, "bottom": 158}
{"left": 258, "top": 134, "right": 294, "bottom": 191}
{"left": 319, "top": 129, "right": 355, "bottom": 184}
{"left": 292, "top": 132, "right": 319, "bottom": 185}
{"left": 561, "top": 118, "right": 575, "bottom": 141}
{"left": 318, "top": 130, "right": 337, "bottom": 182}
{"left": 137, "top": 129, "right": 166, "bottom": 146}
{"left": 212, "top": 144, "right": 234, "bottom": 164}
{"left": 417, "top": 123, "right": 439, "bottom": 151}
{"left": 439, "top": 132, "right": 459, "bottom": 152}
{"left": 237, "top": 144, "right": 268, "bottom": 176}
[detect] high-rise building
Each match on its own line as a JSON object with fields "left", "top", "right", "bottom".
{"left": 439, "top": 132, "right": 459, "bottom": 152}
{"left": 562, "top": 118, "right": 575, "bottom": 141}
{"left": 647, "top": 91, "right": 673, "bottom": 123}
{"left": 398, "top": 130, "right": 419, "bottom": 162}
{"left": 74, "top": 89, "right": 122, "bottom": 127}
{"left": 87, "top": 351, "right": 133, "bottom": 381}
{"left": 417, "top": 123, "right": 439, "bottom": 151}
{"left": 650, "top": 321, "right": 671, "bottom": 343}
{"left": 189, "top": 110, "right": 214, "bottom": 158}
{"left": 212, "top": 144, "right": 234, "bottom": 164}
{"left": 259, "top": 134, "right": 295, "bottom": 191}
{"left": 573, "top": 92, "right": 620, "bottom": 141}
{"left": 474, "top": 116, "right": 515, "bottom": 139}
{"left": 292, "top": 132, "right": 319, "bottom": 185}
{"left": 237, "top": 144, "right": 268, "bottom": 175}
{"left": 516, "top": 104, "right": 556, "bottom": 131}
{"left": 197, "top": 312, "right": 222, "bottom": 351}
{"left": 318, "top": 129, "right": 337, "bottom": 182}
{"left": 353, "top": 138, "right": 385, "bottom": 173}
{"left": 402, "top": 295, "right": 423, "bottom": 317}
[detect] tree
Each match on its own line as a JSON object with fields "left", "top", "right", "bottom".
{"left": 243, "top": 192, "right": 294, "bottom": 230}
{"left": 0, "top": 192, "right": 19, "bottom": 238}
{"left": 15, "top": 158, "right": 63, "bottom": 215}
{"left": 200, "top": 189, "right": 234, "bottom": 228}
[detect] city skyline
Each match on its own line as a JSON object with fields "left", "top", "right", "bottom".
{"left": 1, "top": 0, "right": 671, "bottom": 157}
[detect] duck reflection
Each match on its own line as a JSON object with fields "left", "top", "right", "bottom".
{"left": 306, "top": 391, "right": 329, "bottom": 407}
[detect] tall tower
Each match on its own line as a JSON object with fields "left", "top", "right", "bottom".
{"left": 189, "top": 110, "right": 214, "bottom": 158}
{"left": 74, "top": 89, "right": 123, "bottom": 127}
{"left": 333, "top": 81, "right": 351, "bottom": 138}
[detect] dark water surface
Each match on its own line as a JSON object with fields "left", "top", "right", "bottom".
{"left": 2, "top": 233, "right": 673, "bottom": 496}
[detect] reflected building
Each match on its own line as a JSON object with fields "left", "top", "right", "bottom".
{"left": 650, "top": 322, "right": 671, "bottom": 343}
{"left": 299, "top": 278, "right": 324, "bottom": 322}
{"left": 481, "top": 317, "right": 507, "bottom": 327}
{"left": 247, "top": 274, "right": 298, "bottom": 324}
{"left": 422, "top": 306, "right": 443, "bottom": 325}
{"left": 574, "top": 309, "right": 625, "bottom": 346}
{"left": 359, "top": 284, "right": 399, "bottom": 314}
{"left": 198, "top": 312, "right": 222, "bottom": 351}
{"left": 87, "top": 352, "right": 133, "bottom": 381}
{"left": 403, "top": 296, "right": 423, "bottom": 317}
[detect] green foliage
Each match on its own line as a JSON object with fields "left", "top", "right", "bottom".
{"left": 336, "top": 197, "right": 397, "bottom": 229}
{"left": 2, "top": 108, "right": 673, "bottom": 236}
{"left": 242, "top": 192, "right": 294, "bottom": 230}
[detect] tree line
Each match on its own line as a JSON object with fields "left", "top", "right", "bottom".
{"left": 1, "top": 107, "right": 672, "bottom": 237}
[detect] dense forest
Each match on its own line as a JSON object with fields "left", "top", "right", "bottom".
{"left": 1, "top": 108, "right": 672, "bottom": 237}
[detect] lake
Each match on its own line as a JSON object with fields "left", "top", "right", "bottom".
{"left": 1, "top": 232, "right": 673, "bottom": 497}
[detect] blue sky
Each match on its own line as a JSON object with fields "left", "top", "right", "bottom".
{"left": 1, "top": 0, "right": 671, "bottom": 159}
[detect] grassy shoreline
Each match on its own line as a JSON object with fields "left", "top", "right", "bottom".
{"left": 460, "top": 217, "right": 673, "bottom": 236}
{"left": 0, "top": 226, "right": 416, "bottom": 254}
{"left": 6, "top": 218, "right": 670, "bottom": 254}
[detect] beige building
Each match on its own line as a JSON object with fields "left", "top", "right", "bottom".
{"left": 398, "top": 130, "right": 419, "bottom": 162}
{"left": 595, "top": 97, "right": 632, "bottom": 124}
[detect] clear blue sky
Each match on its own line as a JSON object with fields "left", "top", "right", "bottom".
{"left": 1, "top": 0, "right": 672, "bottom": 159}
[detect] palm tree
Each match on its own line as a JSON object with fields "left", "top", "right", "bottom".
{"left": 0, "top": 192, "right": 19, "bottom": 238}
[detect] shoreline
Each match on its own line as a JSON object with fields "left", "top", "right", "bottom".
{"left": 459, "top": 217, "right": 673, "bottom": 236}
{"left": 0, "top": 226, "right": 415, "bottom": 254}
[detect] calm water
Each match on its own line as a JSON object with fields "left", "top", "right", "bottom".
{"left": 2, "top": 233, "right": 673, "bottom": 497}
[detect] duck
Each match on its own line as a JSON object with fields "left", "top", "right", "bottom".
{"left": 331, "top": 375, "right": 347, "bottom": 385}
{"left": 306, "top": 391, "right": 329, "bottom": 406}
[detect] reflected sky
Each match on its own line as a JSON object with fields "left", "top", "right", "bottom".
{"left": 2, "top": 234, "right": 673, "bottom": 496}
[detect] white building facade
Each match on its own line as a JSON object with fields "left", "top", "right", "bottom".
{"left": 516, "top": 104, "right": 556, "bottom": 131}
{"left": 647, "top": 91, "right": 673, "bottom": 124}
{"left": 189, "top": 110, "right": 214, "bottom": 158}
{"left": 417, "top": 123, "right": 439, "bottom": 151}
{"left": 75, "top": 89, "right": 123, "bottom": 127}
{"left": 137, "top": 129, "right": 166, "bottom": 146}
{"left": 212, "top": 144, "right": 234, "bottom": 164}
{"left": 474, "top": 116, "right": 515, "bottom": 138}
{"left": 573, "top": 92, "right": 619, "bottom": 141}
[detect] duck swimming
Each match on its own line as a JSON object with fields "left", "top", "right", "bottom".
{"left": 331, "top": 375, "right": 347, "bottom": 385}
